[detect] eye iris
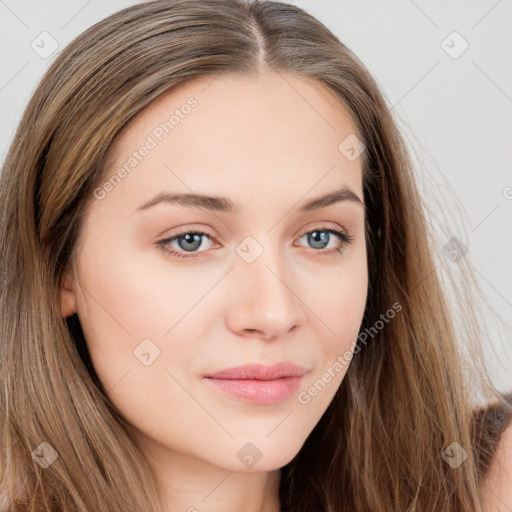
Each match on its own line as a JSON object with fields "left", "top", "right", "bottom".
{"left": 308, "top": 230, "right": 329, "bottom": 249}
{"left": 178, "top": 233, "right": 203, "bottom": 252}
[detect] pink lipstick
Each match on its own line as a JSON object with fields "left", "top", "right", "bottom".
{"left": 202, "top": 362, "right": 306, "bottom": 405}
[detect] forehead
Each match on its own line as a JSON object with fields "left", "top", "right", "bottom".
{"left": 100, "top": 71, "right": 363, "bottom": 212}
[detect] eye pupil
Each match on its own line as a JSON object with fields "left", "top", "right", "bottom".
{"left": 309, "top": 230, "right": 329, "bottom": 249}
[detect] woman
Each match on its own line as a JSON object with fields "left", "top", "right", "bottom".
{"left": 0, "top": 1, "right": 510, "bottom": 510}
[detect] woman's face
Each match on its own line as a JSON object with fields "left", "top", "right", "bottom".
{"left": 61, "top": 70, "right": 368, "bottom": 473}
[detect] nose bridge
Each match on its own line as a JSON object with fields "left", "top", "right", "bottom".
{"left": 237, "top": 230, "right": 291, "bottom": 289}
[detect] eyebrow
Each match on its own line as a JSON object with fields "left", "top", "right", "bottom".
{"left": 132, "top": 185, "right": 364, "bottom": 215}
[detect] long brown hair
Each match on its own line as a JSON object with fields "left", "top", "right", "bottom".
{"left": 0, "top": 0, "right": 505, "bottom": 510}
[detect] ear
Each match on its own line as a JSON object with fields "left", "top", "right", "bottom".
{"left": 60, "top": 269, "right": 77, "bottom": 318}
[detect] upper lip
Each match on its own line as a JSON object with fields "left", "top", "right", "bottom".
{"left": 204, "top": 362, "right": 307, "bottom": 380}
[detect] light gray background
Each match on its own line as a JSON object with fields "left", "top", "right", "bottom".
{"left": 1, "top": 0, "right": 511, "bottom": 392}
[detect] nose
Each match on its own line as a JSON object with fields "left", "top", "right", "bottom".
{"left": 225, "top": 244, "right": 304, "bottom": 341}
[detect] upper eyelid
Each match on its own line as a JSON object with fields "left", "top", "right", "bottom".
{"left": 164, "top": 221, "right": 347, "bottom": 239}
{"left": 296, "top": 223, "right": 347, "bottom": 237}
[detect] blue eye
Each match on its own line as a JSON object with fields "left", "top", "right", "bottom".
{"left": 296, "top": 228, "right": 353, "bottom": 254}
{"left": 156, "top": 229, "right": 215, "bottom": 260}
{"left": 156, "top": 225, "right": 353, "bottom": 260}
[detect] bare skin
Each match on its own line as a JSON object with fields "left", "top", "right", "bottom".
{"left": 61, "top": 70, "right": 368, "bottom": 512}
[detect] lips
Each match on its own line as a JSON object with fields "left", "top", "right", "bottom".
{"left": 202, "top": 362, "right": 307, "bottom": 405}
{"left": 204, "top": 362, "right": 307, "bottom": 380}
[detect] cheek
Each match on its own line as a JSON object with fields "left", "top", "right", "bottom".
{"left": 76, "top": 233, "right": 204, "bottom": 339}
{"left": 296, "top": 256, "right": 368, "bottom": 403}
{"left": 73, "top": 234, "right": 225, "bottom": 395}
{"left": 329, "top": 273, "right": 367, "bottom": 351}
{"left": 73, "top": 244, "right": 209, "bottom": 439}
{"left": 309, "top": 256, "right": 368, "bottom": 351}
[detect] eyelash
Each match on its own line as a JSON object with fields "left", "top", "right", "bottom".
{"left": 155, "top": 224, "right": 353, "bottom": 261}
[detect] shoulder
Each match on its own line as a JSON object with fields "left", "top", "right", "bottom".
{"left": 478, "top": 394, "right": 512, "bottom": 511}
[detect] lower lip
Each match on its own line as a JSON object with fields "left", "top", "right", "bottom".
{"left": 202, "top": 376, "right": 303, "bottom": 404}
